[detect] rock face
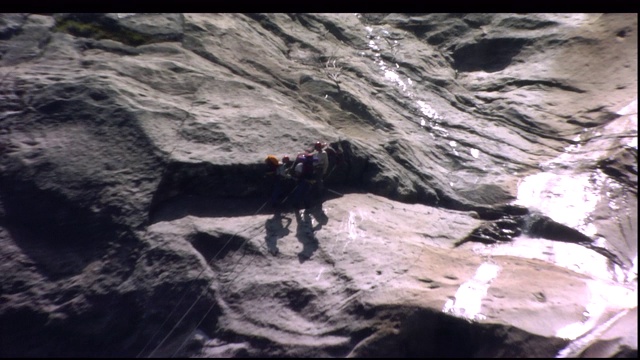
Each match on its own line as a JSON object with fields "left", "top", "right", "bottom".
{"left": 0, "top": 13, "right": 636, "bottom": 358}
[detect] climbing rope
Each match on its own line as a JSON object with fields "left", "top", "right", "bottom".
{"left": 140, "top": 200, "right": 269, "bottom": 358}
{"left": 136, "top": 83, "right": 202, "bottom": 358}
{"left": 169, "top": 222, "right": 269, "bottom": 357}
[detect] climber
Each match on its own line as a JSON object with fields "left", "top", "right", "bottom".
{"left": 291, "top": 153, "right": 316, "bottom": 210}
{"left": 275, "top": 155, "right": 295, "bottom": 205}
{"left": 265, "top": 154, "right": 279, "bottom": 174}
{"left": 279, "top": 155, "right": 294, "bottom": 178}
{"left": 312, "top": 141, "right": 329, "bottom": 196}
{"left": 265, "top": 155, "right": 287, "bottom": 209}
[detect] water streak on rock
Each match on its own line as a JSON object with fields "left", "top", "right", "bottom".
{"left": 442, "top": 262, "right": 501, "bottom": 321}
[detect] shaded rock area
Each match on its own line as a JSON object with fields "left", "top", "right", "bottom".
{"left": 0, "top": 13, "right": 637, "bottom": 358}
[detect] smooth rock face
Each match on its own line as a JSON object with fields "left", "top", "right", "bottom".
{"left": 0, "top": 13, "right": 636, "bottom": 358}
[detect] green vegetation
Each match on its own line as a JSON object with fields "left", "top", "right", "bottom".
{"left": 54, "top": 17, "right": 153, "bottom": 47}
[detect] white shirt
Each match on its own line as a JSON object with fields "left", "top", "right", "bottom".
{"left": 276, "top": 163, "right": 289, "bottom": 177}
{"left": 316, "top": 149, "right": 329, "bottom": 175}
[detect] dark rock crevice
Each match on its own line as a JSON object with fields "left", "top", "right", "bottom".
{"left": 331, "top": 91, "right": 392, "bottom": 130}
{"left": 597, "top": 147, "right": 638, "bottom": 192}
{"left": 53, "top": 13, "right": 184, "bottom": 47}
{"left": 496, "top": 16, "right": 559, "bottom": 30}
{"left": 384, "top": 13, "right": 467, "bottom": 43}
{"left": 149, "top": 162, "right": 265, "bottom": 211}
{"left": 478, "top": 108, "right": 581, "bottom": 145}
{"left": 243, "top": 13, "right": 318, "bottom": 52}
{"left": 189, "top": 231, "right": 251, "bottom": 263}
{"left": 77, "top": 37, "right": 141, "bottom": 56}
{"left": 349, "top": 306, "right": 569, "bottom": 357}
{"left": 454, "top": 211, "right": 628, "bottom": 269}
{"left": 299, "top": 13, "right": 369, "bottom": 50}
{"left": 568, "top": 108, "right": 622, "bottom": 128}
{"left": 475, "top": 77, "right": 586, "bottom": 94}
{"left": 451, "top": 37, "right": 531, "bottom": 73}
{"left": 182, "top": 36, "right": 244, "bottom": 79}
{"left": 0, "top": 13, "right": 27, "bottom": 40}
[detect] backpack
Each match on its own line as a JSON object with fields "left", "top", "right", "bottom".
{"left": 301, "top": 155, "right": 314, "bottom": 179}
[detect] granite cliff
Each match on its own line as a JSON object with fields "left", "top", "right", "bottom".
{"left": 0, "top": 13, "right": 637, "bottom": 357}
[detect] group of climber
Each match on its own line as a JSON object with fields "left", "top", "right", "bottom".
{"left": 264, "top": 141, "right": 337, "bottom": 210}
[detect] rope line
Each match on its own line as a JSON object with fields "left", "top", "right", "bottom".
{"left": 136, "top": 86, "right": 202, "bottom": 358}
{"left": 277, "top": 183, "right": 299, "bottom": 207}
{"left": 141, "top": 200, "right": 269, "bottom": 358}
{"left": 169, "top": 225, "right": 269, "bottom": 357}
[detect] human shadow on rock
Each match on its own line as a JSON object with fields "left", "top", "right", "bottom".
{"left": 306, "top": 203, "right": 329, "bottom": 232}
{"left": 295, "top": 210, "right": 318, "bottom": 263}
{"left": 265, "top": 210, "right": 292, "bottom": 256}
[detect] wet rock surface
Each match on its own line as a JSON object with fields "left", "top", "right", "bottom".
{"left": 0, "top": 13, "right": 637, "bottom": 357}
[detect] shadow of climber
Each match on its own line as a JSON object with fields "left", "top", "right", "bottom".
{"left": 295, "top": 209, "right": 318, "bottom": 263}
{"left": 305, "top": 203, "right": 329, "bottom": 233}
{"left": 265, "top": 210, "right": 291, "bottom": 256}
